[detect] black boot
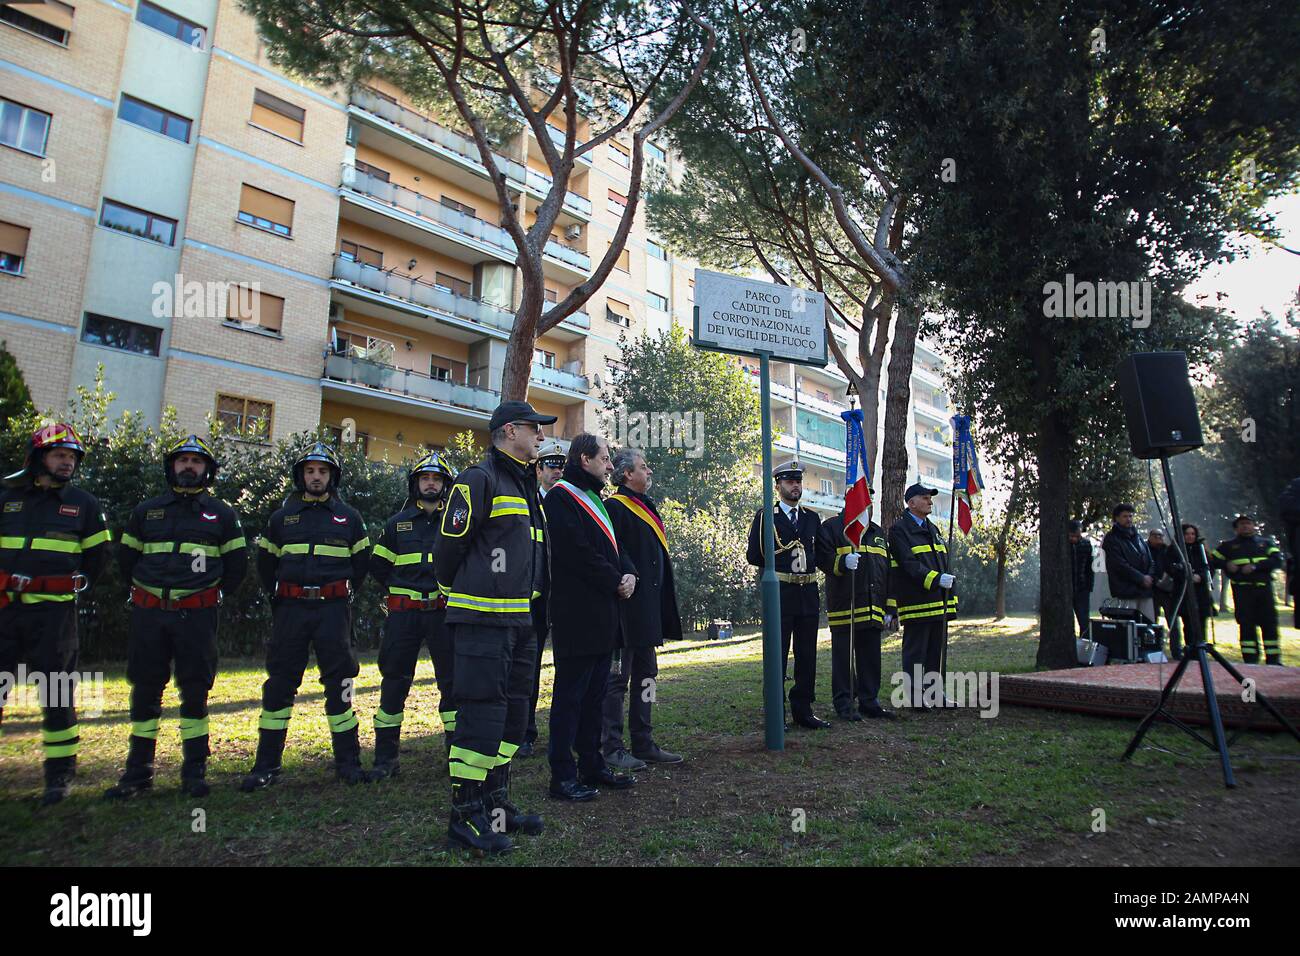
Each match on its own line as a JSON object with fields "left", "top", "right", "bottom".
{"left": 484, "top": 763, "right": 544, "bottom": 836}
{"left": 240, "top": 728, "right": 286, "bottom": 792}
{"left": 105, "top": 736, "right": 156, "bottom": 800}
{"left": 332, "top": 725, "right": 368, "bottom": 785}
{"left": 369, "top": 725, "right": 401, "bottom": 781}
{"left": 180, "top": 734, "right": 210, "bottom": 798}
{"left": 41, "top": 756, "right": 75, "bottom": 807}
{"left": 447, "top": 780, "right": 512, "bottom": 856}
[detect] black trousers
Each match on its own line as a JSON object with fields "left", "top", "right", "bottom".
{"left": 830, "top": 623, "right": 882, "bottom": 712}
{"left": 781, "top": 614, "right": 819, "bottom": 715}
{"left": 447, "top": 623, "right": 535, "bottom": 782}
{"left": 1073, "top": 591, "right": 1091, "bottom": 638}
{"left": 377, "top": 608, "right": 454, "bottom": 731}
{"left": 0, "top": 602, "right": 79, "bottom": 770}
{"left": 549, "top": 650, "right": 611, "bottom": 782}
{"left": 525, "top": 617, "right": 547, "bottom": 744}
{"left": 602, "top": 645, "right": 657, "bottom": 755}
{"left": 1233, "top": 585, "right": 1281, "bottom": 664}
{"left": 261, "top": 599, "right": 359, "bottom": 725}
{"left": 126, "top": 605, "right": 219, "bottom": 752}
{"left": 900, "top": 617, "right": 945, "bottom": 707}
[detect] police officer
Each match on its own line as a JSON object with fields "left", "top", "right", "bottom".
{"left": 367, "top": 452, "right": 457, "bottom": 781}
{"left": 106, "top": 435, "right": 246, "bottom": 799}
{"left": 435, "top": 401, "right": 551, "bottom": 855}
{"left": 747, "top": 460, "right": 828, "bottom": 729}
{"left": 0, "top": 423, "right": 110, "bottom": 805}
{"left": 888, "top": 483, "right": 957, "bottom": 709}
{"left": 520, "top": 440, "right": 565, "bottom": 759}
{"left": 242, "top": 443, "right": 370, "bottom": 790}
{"left": 1210, "top": 515, "right": 1284, "bottom": 665}
{"left": 816, "top": 495, "right": 896, "bottom": 720}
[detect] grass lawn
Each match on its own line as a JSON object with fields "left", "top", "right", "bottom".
{"left": 2, "top": 609, "right": 1297, "bottom": 866}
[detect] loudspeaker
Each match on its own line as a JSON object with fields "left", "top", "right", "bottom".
{"left": 1115, "top": 352, "right": 1203, "bottom": 459}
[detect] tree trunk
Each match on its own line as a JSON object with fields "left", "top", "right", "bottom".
{"left": 1034, "top": 408, "right": 1076, "bottom": 668}
{"left": 501, "top": 282, "right": 543, "bottom": 402}
{"left": 859, "top": 294, "right": 893, "bottom": 483}
{"left": 879, "top": 301, "right": 920, "bottom": 527}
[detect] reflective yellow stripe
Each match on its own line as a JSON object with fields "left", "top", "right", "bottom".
{"left": 179, "top": 716, "right": 209, "bottom": 740}
{"left": 220, "top": 536, "right": 246, "bottom": 553}
{"left": 18, "top": 593, "right": 74, "bottom": 603}
{"left": 30, "top": 537, "right": 80, "bottom": 553}
{"left": 0, "top": 535, "right": 26, "bottom": 548}
{"left": 447, "top": 592, "right": 531, "bottom": 613}
{"left": 142, "top": 541, "right": 176, "bottom": 554}
{"left": 388, "top": 585, "right": 441, "bottom": 599}
{"left": 352, "top": 537, "right": 370, "bottom": 554}
{"left": 259, "top": 706, "right": 293, "bottom": 730}
{"left": 81, "top": 528, "right": 111, "bottom": 548}
{"left": 496, "top": 740, "right": 519, "bottom": 766}
{"left": 372, "top": 544, "right": 398, "bottom": 563}
{"left": 258, "top": 538, "right": 280, "bottom": 556}
{"left": 180, "top": 542, "right": 221, "bottom": 557}
{"left": 328, "top": 709, "right": 359, "bottom": 733}
{"left": 132, "top": 719, "right": 159, "bottom": 739}
{"left": 280, "top": 543, "right": 310, "bottom": 555}
{"left": 313, "top": 545, "right": 351, "bottom": 558}
{"left": 392, "top": 552, "right": 425, "bottom": 566}
{"left": 449, "top": 745, "right": 497, "bottom": 769}
{"left": 532, "top": 527, "right": 544, "bottom": 542}
{"left": 131, "top": 580, "right": 209, "bottom": 599}
{"left": 923, "top": 570, "right": 939, "bottom": 590}
{"left": 120, "top": 532, "right": 143, "bottom": 551}
{"left": 490, "top": 495, "right": 529, "bottom": 518}
{"left": 374, "top": 707, "right": 403, "bottom": 729}
{"left": 450, "top": 762, "right": 488, "bottom": 781}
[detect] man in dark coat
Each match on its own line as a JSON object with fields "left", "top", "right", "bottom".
{"left": 1181, "top": 523, "right": 1216, "bottom": 647}
{"left": 603, "top": 448, "right": 683, "bottom": 767}
{"left": 543, "top": 434, "right": 639, "bottom": 800}
{"left": 1148, "top": 528, "right": 1187, "bottom": 658}
{"left": 519, "top": 441, "right": 565, "bottom": 759}
{"left": 1101, "top": 503, "right": 1155, "bottom": 624}
{"left": 1069, "top": 520, "right": 1094, "bottom": 638}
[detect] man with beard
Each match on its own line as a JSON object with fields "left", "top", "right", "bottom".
{"left": 1101, "top": 503, "right": 1156, "bottom": 625}
{"left": 603, "top": 447, "right": 683, "bottom": 768}
{"left": 367, "top": 452, "right": 457, "bottom": 781}
{"left": 106, "top": 435, "right": 246, "bottom": 800}
{"left": 0, "top": 423, "right": 110, "bottom": 805}
{"left": 243, "top": 443, "right": 370, "bottom": 790}
{"left": 519, "top": 441, "right": 565, "bottom": 759}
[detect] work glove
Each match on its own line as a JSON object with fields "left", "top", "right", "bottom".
{"left": 938, "top": 572, "right": 955, "bottom": 589}
{"left": 844, "top": 552, "right": 860, "bottom": 571}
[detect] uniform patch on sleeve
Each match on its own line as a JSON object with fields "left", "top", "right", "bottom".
{"left": 396, "top": 521, "right": 414, "bottom": 532}
{"left": 4, "top": 501, "right": 22, "bottom": 513}
{"left": 443, "top": 484, "right": 472, "bottom": 538}
{"left": 284, "top": 514, "right": 300, "bottom": 525}
{"left": 58, "top": 504, "right": 81, "bottom": 517}
{"left": 146, "top": 509, "right": 165, "bottom": 521}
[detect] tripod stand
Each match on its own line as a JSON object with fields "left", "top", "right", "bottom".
{"left": 1121, "top": 455, "right": 1300, "bottom": 787}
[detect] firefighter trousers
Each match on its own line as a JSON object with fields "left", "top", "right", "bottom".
{"left": 124, "top": 605, "right": 219, "bottom": 762}
{"left": 900, "top": 618, "right": 945, "bottom": 707}
{"left": 0, "top": 602, "right": 79, "bottom": 774}
{"left": 1233, "top": 585, "right": 1281, "bottom": 664}
{"left": 446, "top": 623, "right": 535, "bottom": 782}
{"left": 376, "top": 608, "right": 455, "bottom": 738}
{"left": 259, "top": 599, "right": 359, "bottom": 734}
{"left": 830, "top": 623, "right": 882, "bottom": 712}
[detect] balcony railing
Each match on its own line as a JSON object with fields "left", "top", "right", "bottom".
{"left": 530, "top": 361, "right": 589, "bottom": 393}
{"left": 915, "top": 434, "right": 949, "bottom": 456}
{"left": 324, "top": 350, "right": 499, "bottom": 415}
{"left": 913, "top": 399, "right": 950, "bottom": 423}
{"left": 775, "top": 433, "right": 845, "bottom": 463}
{"left": 331, "top": 254, "right": 515, "bottom": 334}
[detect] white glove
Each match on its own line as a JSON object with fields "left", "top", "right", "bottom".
{"left": 844, "top": 552, "right": 861, "bottom": 571}
{"left": 938, "top": 573, "right": 955, "bottom": 589}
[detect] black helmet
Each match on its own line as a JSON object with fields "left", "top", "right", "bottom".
{"left": 408, "top": 451, "right": 455, "bottom": 502}
{"left": 294, "top": 441, "right": 342, "bottom": 492}
{"left": 164, "top": 434, "right": 218, "bottom": 488}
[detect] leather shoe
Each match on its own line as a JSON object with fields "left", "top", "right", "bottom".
{"left": 549, "top": 778, "right": 598, "bottom": 801}
{"left": 631, "top": 743, "right": 683, "bottom": 765}
{"left": 860, "top": 703, "right": 898, "bottom": 720}
{"left": 835, "top": 708, "right": 864, "bottom": 722}
{"left": 516, "top": 740, "right": 536, "bottom": 758}
{"left": 794, "top": 713, "right": 831, "bottom": 729}
{"left": 580, "top": 767, "right": 635, "bottom": 789}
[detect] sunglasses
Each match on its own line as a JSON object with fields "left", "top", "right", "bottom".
{"left": 510, "top": 421, "right": 543, "bottom": 433}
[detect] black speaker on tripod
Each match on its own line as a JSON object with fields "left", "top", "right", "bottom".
{"left": 1115, "top": 352, "right": 1203, "bottom": 459}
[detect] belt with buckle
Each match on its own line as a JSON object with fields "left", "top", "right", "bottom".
{"left": 277, "top": 579, "right": 352, "bottom": 600}
{"left": 776, "top": 572, "right": 817, "bottom": 585}
{"left": 130, "top": 585, "right": 221, "bottom": 611}
{"left": 0, "top": 571, "right": 87, "bottom": 594}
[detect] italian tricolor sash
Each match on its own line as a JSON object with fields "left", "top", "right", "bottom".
{"left": 554, "top": 479, "right": 618, "bottom": 552}
{"left": 608, "top": 493, "right": 668, "bottom": 554}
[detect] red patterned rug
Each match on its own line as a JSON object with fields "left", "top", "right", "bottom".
{"left": 1000, "top": 662, "right": 1300, "bottom": 730}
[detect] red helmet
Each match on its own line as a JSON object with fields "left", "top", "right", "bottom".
{"left": 4, "top": 422, "right": 86, "bottom": 487}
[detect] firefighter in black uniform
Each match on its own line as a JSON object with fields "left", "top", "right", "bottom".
{"left": 242, "top": 443, "right": 370, "bottom": 790}
{"left": 888, "top": 483, "right": 958, "bottom": 709}
{"left": 106, "top": 435, "right": 246, "bottom": 799}
{"left": 0, "top": 423, "right": 110, "bottom": 805}
{"left": 367, "top": 452, "right": 457, "bottom": 781}
{"left": 747, "top": 460, "right": 828, "bottom": 729}
{"left": 436, "top": 400, "right": 551, "bottom": 855}
{"left": 1209, "top": 514, "right": 1284, "bottom": 665}
{"left": 816, "top": 497, "right": 896, "bottom": 720}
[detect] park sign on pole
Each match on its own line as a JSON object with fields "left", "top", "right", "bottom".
{"left": 691, "top": 270, "right": 829, "bottom": 753}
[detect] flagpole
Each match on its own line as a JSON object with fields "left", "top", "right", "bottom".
{"left": 847, "top": 386, "right": 858, "bottom": 715}
{"left": 940, "top": 416, "right": 960, "bottom": 690}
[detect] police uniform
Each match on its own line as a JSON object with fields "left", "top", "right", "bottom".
{"left": 108, "top": 436, "right": 246, "bottom": 799}
{"left": 0, "top": 424, "right": 110, "bottom": 804}
{"left": 1210, "top": 518, "right": 1284, "bottom": 664}
{"left": 888, "top": 483, "right": 958, "bottom": 707}
{"left": 747, "top": 460, "right": 826, "bottom": 728}
{"left": 244, "top": 444, "right": 370, "bottom": 789}
{"left": 815, "top": 510, "right": 893, "bottom": 719}
{"left": 367, "top": 453, "right": 457, "bottom": 779}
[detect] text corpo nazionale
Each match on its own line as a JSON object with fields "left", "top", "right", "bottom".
{"left": 706, "top": 290, "right": 819, "bottom": 352}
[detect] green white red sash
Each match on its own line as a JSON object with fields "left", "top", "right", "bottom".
{"left": 554, "top": 479, "right": 618, "bottom": 552}
{"left": 608, "top": 493, "right": 668, "bottom": 554}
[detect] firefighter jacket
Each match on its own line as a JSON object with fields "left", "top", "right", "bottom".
{"left": 815, "top": 514, "right": 889, "bottom": 628}
{"left": 370, "top": 500, "right": 445, "bottom": 600}
{"left": 435, "top": 447, "right": 544, "bottom": 627}
{"left": 747, "top": 503, "right": 821, "bottom": 617}
{"left": 887, "top": 511, "right": 958, "bottom": 622}
{"left": 1209, "top": 534, "right": 1283, "bottom": 593}
{"left": 257, "top": 492, "right": 369, "bottom": 594}
{"left": 120, "top": 490, "right": 246, "bottom": 599}
{"left": 0, "top": 480, "right": 110, "bottom": 604}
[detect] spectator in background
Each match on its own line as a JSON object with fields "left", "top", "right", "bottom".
{"left": 1101, "top": 503, "right": 1156, "bottom": 624}
{"left": 1280, "top": 476, "right": 1300, "bottom": 628}
{"left": 1069, "top": 520, "right": 1094, "bottom": 638}
{"left": 1147, "top": 529, "right": 1186, "bottom": 658}
{"left": 1182, "top": 523, "right": 1216, "bottom": 649}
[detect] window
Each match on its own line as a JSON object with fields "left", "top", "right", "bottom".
{"left": 81, "top": 313, "right": 162, "bottom": 356}
{"left": 100, "top": 199, "right": 176, "bottom": 245}
{"left": 238, "top": 184, "right": 293, "bottom": 236}
{"left": 614, "top": 247, "right": 630, "bottom": 273}
{"left": 544, "top": 287, "right": 558, "bottom": 304}
{"left": 687, "top": 278, "right": 695, "bottom": 302}
{"left": 820, "top": 478, "right": 833, "bottom": 496}
{"left": 440, "top": 195, "right": 476, "bottom": 218}
{"left": 534, "top": 348, "right": 556, "bottom": 368}
{"left": 327, "top": 423, "right": 370, "bottom": 456}
{"left": 647, "top": 291, "right": 668, "bottom": 312}
{"left": 429, "top": 355, "right": 466, "bottom": 383}
{"left": 0, "top": 98, "right": 51, "bottom": 155}
{"left": 645, "top": 239, "right": 666, "bottom": 261}
{"left": 435, "top": 272, "right": 471, "bottom": 297}
{"left": 137, "top": 1, "right": 205, "bottom": 48}
{"left": 217, "top": 393, "right": 273, "bottom": 441}
{"left": 226, "top": 286, "right": 284, "bottom": 334}
{"left": 608, "top": 140, "right": 630, "bottom": 168}
{"left": 607, "top": 188, "right": 627, "bottom": 215}
{"left": 429, "top": 361, "right": 450, "bottom": 382}
{"left": 354, "top": 158, "right": 390, "bottom": 182}
{"left": 605, "top": 298, "right": 631, "bottom": 328}
{"left": 646, "top": 141, "right": 666, "bottom": 164}
{"left": 339, "top": 239, "right": 382, "bottom": 268}
{"left": 816, "top": 389, "right": 830, "bottom": 403}
{"left": 0, "top": 0, "right": 72, "bottom": 45}
{"left": 250, "top": 89, "right": 305, "bottom": 143}
{"left": 0, "top": 221, "right": 30, "bottom": 275}
{"left": 605, "top": 356, "right": 627, "bottom": 383}
{"left": 118, "top": 94, "right": 191, "bottom": 143}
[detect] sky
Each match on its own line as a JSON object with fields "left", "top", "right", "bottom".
{"left": 1183, "top": 194, "right": 1300, "bottom": 322}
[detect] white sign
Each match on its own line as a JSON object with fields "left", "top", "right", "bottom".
{"left": 692, "top": 269, "right": 827, "bottom": 366}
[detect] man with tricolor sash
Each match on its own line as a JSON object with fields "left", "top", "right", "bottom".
{"left": 107, "top": 434, "right": 245, "bottom": 800}
{"left": 435, "top": 401, "right": 552, "bottom": 855}
{"left": 603, "top": 447, "right": 683, "bottom": 767}
{"left": 0, "top": 423, "right": 110, "bottom": 805}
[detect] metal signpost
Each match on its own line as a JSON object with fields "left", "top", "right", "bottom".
{"left": 691, "top": 269, "right": 827, "bottom": 750}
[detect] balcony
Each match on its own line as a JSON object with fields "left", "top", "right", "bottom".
{"left": 323, "top": 350, "right": 499, "bottom": 422}
{"left": 798, "top": 489, "right": 844, "bottom": 514}
{"left": 913, "top": 399, "right": 950, "bottom": 424}
{"left": 774, "top": 433, "right": 845, "bottom": 468}
{"left": 529, "top": 361, "right": 590, "bottom": 402}
{"left": 912, "top": 364, "right": 943, "bottom": 388}
{"left": 331, "top": 254, "right": 515, "bottom": 336}
{"left": 915, "top": 433, "right": 950, "bottom": 457}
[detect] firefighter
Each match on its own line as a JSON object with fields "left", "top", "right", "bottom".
{"left": 242, "top": 443, "right": 370, "bottom": 790}
{"left": 106, "top": 435, "right": 247, "bottom": 799}
{"left": 435, "top": 400, "right": 552, "bottom": 855}
{"left": 887, "top": 483, "right": 958, "bottom": 709}
{"left": 0, "top": 423, "right": 110, "bottom": 805}
{"left": 367, "top": 452, "right": 457, "bottom": 781}
{"left": 1210, "top": 515, "right": 1284, "bottom": 665}
{"left": 816, "top": 495, "right": 897, "bottom": 720}
{"left": 747, "top": 460, "right": 828, "bottom": 729}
